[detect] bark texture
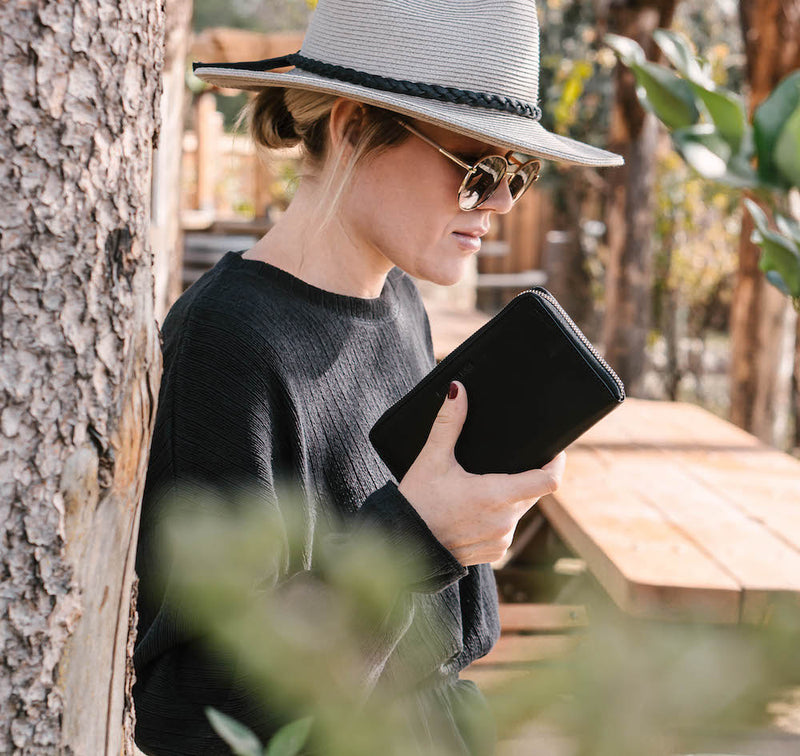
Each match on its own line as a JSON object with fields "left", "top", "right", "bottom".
{"left": 731, "top": 0, "right": 800, "bottom": 445}
{"left": 0, "top": 1, "right": 163, "bottom": 754}
{"left": 600, "top": 0, "right": 679, "bottom": 394}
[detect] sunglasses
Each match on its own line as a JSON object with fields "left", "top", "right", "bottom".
{"left": 394, "top": 118, "right": 541, "bottom": 211}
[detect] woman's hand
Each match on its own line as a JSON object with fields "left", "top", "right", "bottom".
{"left": 397, "top": 381, "right": 566, "bottom": 566}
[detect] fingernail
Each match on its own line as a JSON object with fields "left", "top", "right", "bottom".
{"left": 448, "top": 382, "right": 458, "bottom": 400}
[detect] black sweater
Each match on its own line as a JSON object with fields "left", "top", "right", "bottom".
{"left": 133, "top": 251, "right": 500, "bottom": 754}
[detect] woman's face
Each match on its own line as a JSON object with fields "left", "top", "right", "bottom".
{"left": 339, "top": 119, "right": 517, "bottom": 286}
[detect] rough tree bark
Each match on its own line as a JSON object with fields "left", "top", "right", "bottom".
{"left": 0, "top": 1, "right": 164, "bottom": 754}
{"left": 732, "top": 0, "right": 800, "bottom": 446}
{"left": 599, "top": 0, "right": 679, "bottom": 394}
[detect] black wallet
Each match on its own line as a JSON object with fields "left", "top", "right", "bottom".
{"left": 369, "top": 287, "right": 625, "bottom": 480}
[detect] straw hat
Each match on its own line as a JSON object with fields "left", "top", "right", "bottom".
{"left": 193, "top": 0, "right": 623, "bottom": 167}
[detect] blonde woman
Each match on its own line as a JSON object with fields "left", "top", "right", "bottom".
{"left": 133, "top": 1, "right": 622, "bottom": 753}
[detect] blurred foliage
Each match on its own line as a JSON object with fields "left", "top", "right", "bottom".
{"left": 536, "top": 0, "right": 747, "bottom": 367}
{"left": 650, "top": 151, "right": 739, "bottom": 402}
{"left": 538, "top": 1, "right": 615, "bottom": 148}
{"left": 539, "top": 0, "right": 743, "bottom": 145}
{"left": 653, "top": 153, "right": 739, "bottom": 333}
{"left": 608, "top": 29, "right": 800, "bottom": 308}
{"left": 159, "top": 487, "right": 471, "bottom": 756}
{"left": 193, "top": 0, "right": 312, "bottom": 33}
{"left": 159, "top": 489, "right": 800, "bottom": 756}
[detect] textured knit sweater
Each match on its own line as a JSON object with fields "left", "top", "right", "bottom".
{"left": 133, "top": 250, "right": 501, "bottom": 755}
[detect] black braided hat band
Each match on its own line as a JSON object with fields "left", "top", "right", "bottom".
{"left": 193, "top": 52, "right": 543, "bottom": 122}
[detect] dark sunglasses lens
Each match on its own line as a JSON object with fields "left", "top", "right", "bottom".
{"left": 508, "top": 161, "right": 541, "bottom": 200}
{"left": 459, "top": 157, "right": 507, "bottom": 210}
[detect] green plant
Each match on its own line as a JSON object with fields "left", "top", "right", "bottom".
{"left": 157, "top": 488, "right": 800, "bottom": 756}
{"left": 606, "top": 30, "right": 800, "bottom": 309}
{"left": 158, "top": 488, "right": 474, "bottom": 756}
{"left": 207, "top": 708, "right": 312, "bottom": 756}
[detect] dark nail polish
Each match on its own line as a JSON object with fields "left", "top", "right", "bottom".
{"left": 448, "top": 382, "right": 458, "bottom": 400}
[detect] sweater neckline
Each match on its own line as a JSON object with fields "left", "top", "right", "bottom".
{"left": 221, "top": 250, "right": 402, "bottom": 320}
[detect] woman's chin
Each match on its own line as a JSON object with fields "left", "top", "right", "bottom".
{"left": 423, "top": 265, "right": 467, "bottom": 287}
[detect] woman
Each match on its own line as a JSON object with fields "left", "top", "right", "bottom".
{"left": 133, "top": 1, "right": 623, "bottom": 754}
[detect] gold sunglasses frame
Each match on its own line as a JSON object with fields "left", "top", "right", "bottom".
{"left": 393, "top": 118, "right": 542, "bottom": 210}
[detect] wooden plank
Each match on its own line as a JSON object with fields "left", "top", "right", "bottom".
{"left": 545, "top": 399, "right": 800, "bottom": 623}
{"left": 585, "top": 400, "right": 800, "bottom": 622}
{"left": 592, "top": 446, "right": 800, "bottom": 622}
{"left": 498, "top": 603, "right": 587, "bottom": 633}
{"left": 616, "top": 401, "right": 800, "bottom": 556}
{"left": 470, "top": 634, "right": 580, "bottom": 666}
{"left": 539, "top": 444, "right": 742, "bottom": 623}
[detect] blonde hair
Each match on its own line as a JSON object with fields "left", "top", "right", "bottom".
{"left": 246, "top": 88, "right": 407, "bottom": 228}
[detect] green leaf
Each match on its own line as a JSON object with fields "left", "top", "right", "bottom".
{"left": 632, "top": 61, "right": 700, "bottom": 130}
{"left": 776, "top": 212, "right": 800, "bottom": 245}
{"left": 746, "top": 199, "right": 800, "bottom": 297}
{"left": 652, "top": 29, "right": 710, "bottom": 85}
{"left": 673, "top": 125, "right": 729, "bottom": 177}
{"left": 604, "top": 33, "right": 646, "bottom": 66}
{"left": 766, "top": 269, "right": 792, "bottom": 297}
{"left": 206, "top": 708, "right": 264, "bottom": 756}
{"left": 651, "top": 28, "right": 747, "bottom": 154}
{"left": 774, "top": 104, "right": 800, "bottom": 186}
{"left": 755, "top": 231, "right": 800, "bottom": 298}
{"left": 672, "top": 126, "right": 758, "bottom": 187}
{"left": 754, "top": 70, "right": 800, "bottom": 186}
{"left": 264, "top": 717, "right": 313, "bottom": 756}
{"left": 689, "top": 83, "right": 748, "bottom": 154}
{"left": 744, "top": 197, "right": 770, "bottom": 233}
{"left": 605, "top": 33, "right": 699, "bottom": 129}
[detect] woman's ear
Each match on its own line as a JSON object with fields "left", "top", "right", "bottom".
{"left": 328, "top": 98, "right": 366, "bottom": 155}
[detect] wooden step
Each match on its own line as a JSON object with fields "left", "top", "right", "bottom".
{"left": 462, "top": 603, "right": 587, "bottom": 691}
{"left": 497, "top": 603, "right": 587, "bottom": 633}
{"left": 470, "top": 633, "right": 581, "bottom": 666}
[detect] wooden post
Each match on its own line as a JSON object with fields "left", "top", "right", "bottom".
{"left": 150, "top": 0, "right": 192, "bottom": 324}
{"left": 196, "top": 91, "right": 221, "bottom": 214}
{"left": 252, "top": 151, "right": 275, "bottom": 219}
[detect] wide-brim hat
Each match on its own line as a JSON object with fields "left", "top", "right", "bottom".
{"left": 193, "top": 0, "right": 623, "bottom": 168}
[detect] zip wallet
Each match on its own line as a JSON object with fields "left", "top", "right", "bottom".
{"left": 369, "top": 287, "right": 625, "bottom": 480}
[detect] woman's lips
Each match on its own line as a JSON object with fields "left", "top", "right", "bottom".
{"left": 451, "top": 232, "right": 482, "bottom": 252}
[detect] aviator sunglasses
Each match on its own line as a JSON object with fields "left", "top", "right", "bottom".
{"left": 394, "top": 118, "right": 542, "bottom": 211}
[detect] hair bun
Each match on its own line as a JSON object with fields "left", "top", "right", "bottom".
{"left": 249, "top": 88, "right": 301, "bottom": 150}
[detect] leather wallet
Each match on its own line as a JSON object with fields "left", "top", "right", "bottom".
{"left": 369, "top": 287, "right": 625, "bottom": 480}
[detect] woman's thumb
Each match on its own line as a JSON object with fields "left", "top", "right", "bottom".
{"left": 424, "top": 380, "right": 468, "bottom": 455}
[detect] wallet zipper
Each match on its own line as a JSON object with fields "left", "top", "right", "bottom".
{"left": 519, "top": 288, "right": 626, "bottom": 399}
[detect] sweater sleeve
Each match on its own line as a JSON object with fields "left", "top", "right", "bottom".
{"left": 133, "top": 301, "right": 466, "bottom": 755}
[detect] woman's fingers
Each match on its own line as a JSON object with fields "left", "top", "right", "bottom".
{"left": 480, "top": 451, "right": 567, "bottom": 506}
{"left": 421, "top": 380, "right": 468, "bottom": 460}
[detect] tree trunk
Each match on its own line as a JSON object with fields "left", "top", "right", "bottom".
{"left": 543, "top": 170, "right": 595, "bottom": 336}
{"left": 0, "top": 2, "right": 164, "bottom": 754}
{"left": 731, "top": 0, "right": 800, "bottom": 446}
{"left": 601, "top": 0, "right": 679, "bottom": 394}
{"left": 151, "top": 0, "right": 193, "bottom": 324}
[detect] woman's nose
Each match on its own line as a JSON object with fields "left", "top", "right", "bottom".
{"left": 480, "top": 175, "right": 515, "bottom": 214}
